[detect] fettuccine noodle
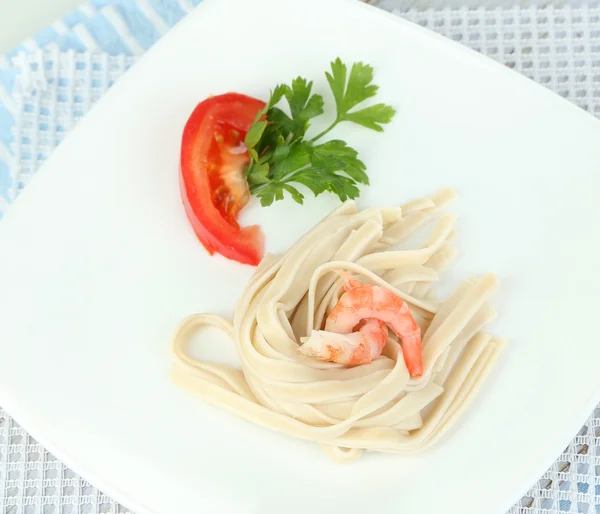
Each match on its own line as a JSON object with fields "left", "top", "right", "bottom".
{"left": 171, "top": 189, "right": 504, "bottom": 461}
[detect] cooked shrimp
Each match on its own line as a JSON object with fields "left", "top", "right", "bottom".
{"left": 300, "top": 272, "right": 423, "bottom": 376}
{"left": 300, "top": 318, "right": 388, "bottom": 366}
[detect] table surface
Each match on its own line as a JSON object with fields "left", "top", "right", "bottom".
{"left": 0, "top": 0, "right": 83, "bottom": 53}
{"left": 0, "top": 0, "right": 576, "bottom": 55}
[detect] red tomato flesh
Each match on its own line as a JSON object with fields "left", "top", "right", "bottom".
{"left": 180, "top": 93, "right": 266, "bottom": 266}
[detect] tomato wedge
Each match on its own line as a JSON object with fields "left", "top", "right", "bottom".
{"left": 180, "top": 93, "right": 266, "bottom": 266}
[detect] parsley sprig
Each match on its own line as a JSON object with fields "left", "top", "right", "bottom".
{"left": 244, "top": 58, "right": 396, "bottom": 207}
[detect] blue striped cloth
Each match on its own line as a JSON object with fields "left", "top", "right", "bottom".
{"left": 0, "top": 0, "right": 203, "bottom": 219}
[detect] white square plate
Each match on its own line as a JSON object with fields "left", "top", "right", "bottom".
{"left": 1, "top": 0, "right": 600, "bottom": 513}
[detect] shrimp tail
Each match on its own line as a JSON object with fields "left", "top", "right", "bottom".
{"left": 400, "top": 334, "right": 423, "bottom": 377}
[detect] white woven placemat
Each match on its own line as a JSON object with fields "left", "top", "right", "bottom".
{"left": 2, "top": 4, "right": 600, "bottom": 514}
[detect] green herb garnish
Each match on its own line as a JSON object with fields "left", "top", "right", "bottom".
{"left": 244, "top": 58, "right": 396, "bottom": 207}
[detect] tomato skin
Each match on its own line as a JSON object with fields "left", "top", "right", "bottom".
{"left": 180, "top": 93, "right": 266, "bottom": 266}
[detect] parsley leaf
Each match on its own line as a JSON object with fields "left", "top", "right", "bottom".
{"left": 286, "top": 78, "right": 324, "bottom": 124}
{"left": 263, "top": 84, "right": 287, "bottom": 113}
{"left": 245, "top": 58, "right": 395, "bottom": 206}
{"left": 250, "top": 140, "right": 364, "bottom": 206}
{"left": 326, "top": 59, "right": 378, "bottom": 112}
{"left": 271, "top": 78, "right": 325, "bottom": 140}
{"left": 256, "top": 182, "right": 305, "bottom": 207}
{"left": 343, "top": 103, "right": 396, "bottom": 132}
{"left": 246, "top": 162, "right": 270, "bottom": 186}
{"left": 269, "top": 141, "right": 312, "bottom": 180}
{"left": 311, "top": 140, "right": 368, "bottom": 185}
{"left": 315, "top": 58, "right": 396, "bottom": 139}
